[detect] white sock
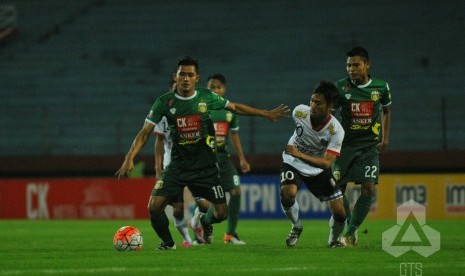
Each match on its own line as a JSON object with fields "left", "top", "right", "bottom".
{"left": 281, "top": 201, "right": 301, "bottom": 227}
{"left": 174, "top": 217, "right": 192, "bottom": 242}
{"left": 328, "top": 215, "right": 346, "bottom": 244}
{"left": 190, "top": 207, "right": 201, "bottom": 229}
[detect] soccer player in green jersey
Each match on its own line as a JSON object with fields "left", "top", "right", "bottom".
{"left": 153, "top": 79, "right": 193, "bottom": 248}
{"left": 116, "top": 56, "right": 289, "bottom": 250}
{"left": 332, "top": 46, "right": 392, "bottom": 246}
{"left": 190, "top": 74, "right": 250, "bottom": 245}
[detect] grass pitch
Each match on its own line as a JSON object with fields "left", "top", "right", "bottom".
{"left": 1, "top": 219, "right": 464, "bottom": 275}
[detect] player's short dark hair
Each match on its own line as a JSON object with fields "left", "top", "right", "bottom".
{"left": 347, "top": 46, "right": 370, "bottom": 62}
{"left": 313, "top": 81, "right": 339, "bottom": 105}
{"left": 177, "top": 56, "right": 199, "bottom": 73}
{"left": 207, "top": 73, "right": 226, "bottom": 85}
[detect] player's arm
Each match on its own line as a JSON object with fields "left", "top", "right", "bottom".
{"left": 285, "top": 145, "right": 337, "bottom": 169}
{"left": 116, "top": 121, "right": 155, "bottom": 179}
{"left": 378, "top": 105, "right": 391, "bottom": 153}
{"left": 225, "top": 102, "right": 290, "bottom": 122}
{"left": 230, "top": 130, "right": 251, "bottom": 173}
{"left": 154, "top": 134, "right": 165, "bottom": 179}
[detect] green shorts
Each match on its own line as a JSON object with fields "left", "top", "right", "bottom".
{"left": 332, "top": 144, "right": 379, "bottom": 187}
{"left": 218, "top": 153, "right": 240, "bottom": 192}
{"left": 151, "top": 163, "right": 226, "bottom": 204}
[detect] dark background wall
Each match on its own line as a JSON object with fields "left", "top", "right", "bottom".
{"left": 1, "top": 0, "right": 464, "bottom": 176}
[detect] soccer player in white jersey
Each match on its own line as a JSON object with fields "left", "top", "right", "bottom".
{"left": 280, "top": 80, "right": 347, "bottom": 248}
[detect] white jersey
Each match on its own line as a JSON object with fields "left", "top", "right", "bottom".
{"left": 282, "top": 104, "right": 345, "bottom": 176}
{"left": 153, "top": 116, "right": 172, "bottom": 169}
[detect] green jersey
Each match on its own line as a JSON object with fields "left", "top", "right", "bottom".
{"left": 146, "top": 88, "right": 228, "bottom": 170}
{"left": 335, "top": 77, "right": 392, "bottom": 146}
{"left": 209, "top": 109, "right": 239, "bottom": 154}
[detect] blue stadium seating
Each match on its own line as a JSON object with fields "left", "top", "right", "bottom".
{"left": 1, "top": 0, "right": 464, "bottom": 156}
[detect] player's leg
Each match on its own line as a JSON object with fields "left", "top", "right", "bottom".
{"left": 224, "top": 186, "right": 245, "bottom": 244}
{"left": 171, "top": 195, "right": 192, "bottom": 248}
{"left": 305, "top": 169, "right": 345, "bottom": 248}
{"left": 148, "top": 194, "right": 175, "bottom": 250}
{"left": 327, "top": 198, "right": 346, "bottom": 248}
{"left": 200, "top": 200, "right": 227, "bottom": 244}
{"left": 190, "top": 165, "right": 228, "bottom": 244}
{"left": 280, "top": 164, "right": 303, "bottom": 247}
{"left": 333, "top": 155, "right": 353, "bottom": 227}
{"left": 189, "top": 197, "right": 208, "bottom": 244}
{"left": 343, "top": 181, "right": 375, "bottom": 245}
{"left": 219, "top": 156, "right": 245, "bottom": 244}
{"left": 149, "top": 170, "right": 185, "bottom": 250}
{"left": 342, "top": 147, "right": 378, "bottom": 245}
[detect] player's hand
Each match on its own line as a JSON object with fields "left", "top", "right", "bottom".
{"left": 377, "top": 141, "right": 389, "bottom": 153}
{"left": 285, "top": 145, "right": 301, "bottom": 158}
{"left": 115, "top": 158, "right": 134, "bottom": 179}
{"left": 240, "top": 159, "right": 251, "bottom": 173}
{"left": 266, "top": 104, "right": 290, "bottom": 122}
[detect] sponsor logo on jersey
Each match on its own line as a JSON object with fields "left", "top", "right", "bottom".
{"left": 206, "top": 135, "right": 216, "bottom": 151}
{"left": 328, "top": 123, "right": 336, "bottom": 135}
{"left": 295, "top": 111, "right": 308, "bottom": 118}
{"left": 350, "top": 101, "right": 374, "bottom": 130}
{"left": 372, "top": 122, "right": 381, "bottom": 136}
{"left": 198, "top": 102, "right": 207, "bottom": 113}
{"left": 213, "top": 122, "right": 228, "bottom": 135}
{"left": 371, "top": 90, "right": 380, "bottom": 101}
{"left": 226, "top": 112, "right": 233, "bottom": 122}
{"left": 170, "top": 108, "right": 176, "bottom": 114}
{"left": 345, "top": 94, "right": 351, "bottom": 100}
{"left": 351, "top": 118, "right": 373, "bottom": 125}
{"left": 214, "top": 122, "right": 229, "bottom": 147}
{"left": 333, "top": 170, "right": 341, "bottom": 181}
{"left": 154, "top": 180, "right": 163, "bottom": 190}
{"left": 176, "top": 115, "right": 202, "bottom": 145}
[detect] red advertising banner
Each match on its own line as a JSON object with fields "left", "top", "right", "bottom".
{"left": 0, "top": 178, "right": 154, "bottom": 219}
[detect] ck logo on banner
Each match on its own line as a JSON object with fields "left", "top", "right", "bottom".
{"left": 382, "top": 199, "right": 440, "bottom": 257}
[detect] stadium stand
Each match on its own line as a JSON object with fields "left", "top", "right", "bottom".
{"left": 1, "top": 0, "right": 464, "bottom": 175}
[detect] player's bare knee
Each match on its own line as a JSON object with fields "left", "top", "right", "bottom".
{"left": 280, "top": 186, "right": 296, "bottom": 206}
{"left": 213, "top": 203, "right": 228, "bottom": 221}
{"left": 361, "top": 183, "right": 376, "bottom": 198}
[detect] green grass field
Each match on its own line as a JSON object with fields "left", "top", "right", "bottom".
{"left": 2, "top": 219, "right": 464, "bottom": 275}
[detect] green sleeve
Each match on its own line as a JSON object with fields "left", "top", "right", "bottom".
{"left": 230, "top": 113, "right": 239, "bottom": 130}
{"left": 146, "top": 97, "right": 165, "bottom": 124}
{"left": 207, "top": 90, "right": 228, "bottom": 110}
{"left": 381, "top": 82, "right": 392, "bottom": 106}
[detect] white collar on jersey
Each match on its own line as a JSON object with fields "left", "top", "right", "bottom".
{"left": 175, "top": 90, "right": 198, "bottom": 100}
{"left": 352, "top": 78, "right": 372, "bottom": 88}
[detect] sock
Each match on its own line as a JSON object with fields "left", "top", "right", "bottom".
{"left": 344, "top": 195, "right": 372, "bottom": 236}
{"left": 343, "top": 194, "right": 351, "bottom": 225}
{"left": 328, "top": 215, "right": 346, "bottom": 244}
{"left": 203, "top": 207, "right": 223, "bottom": 225}
{"left": 281, "top": 201, "right": 302, "bottom": 228}
{"left": 190, "top": 207, "right": 202, "bottom": 229}
{"left": 174, "top": 217, "right": 192, "bottom": 242}
{"left": 226, "top": 194, "right": 240, "bottom": 235}
{"left": 149, "top": 210, "right": 174, "bottom": 245}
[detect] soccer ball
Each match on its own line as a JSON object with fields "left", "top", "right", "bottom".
{"left": 113, "top": 226, "right": 143, "bottom": 251}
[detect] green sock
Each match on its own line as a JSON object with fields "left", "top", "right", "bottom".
{"left": 149, "top": 211, "right": 174, "bottom": 245}
{"left": 344, "top": 195, "right": 372, "bottom": 237}
{"left": 203, "top": 207, "right": 223, "bottom": 224}
{"left": 343, "top": 194, "right": 351, "bottom": 225}
{"left": 226, "top": 194, "right": 240, "bottom": 235}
